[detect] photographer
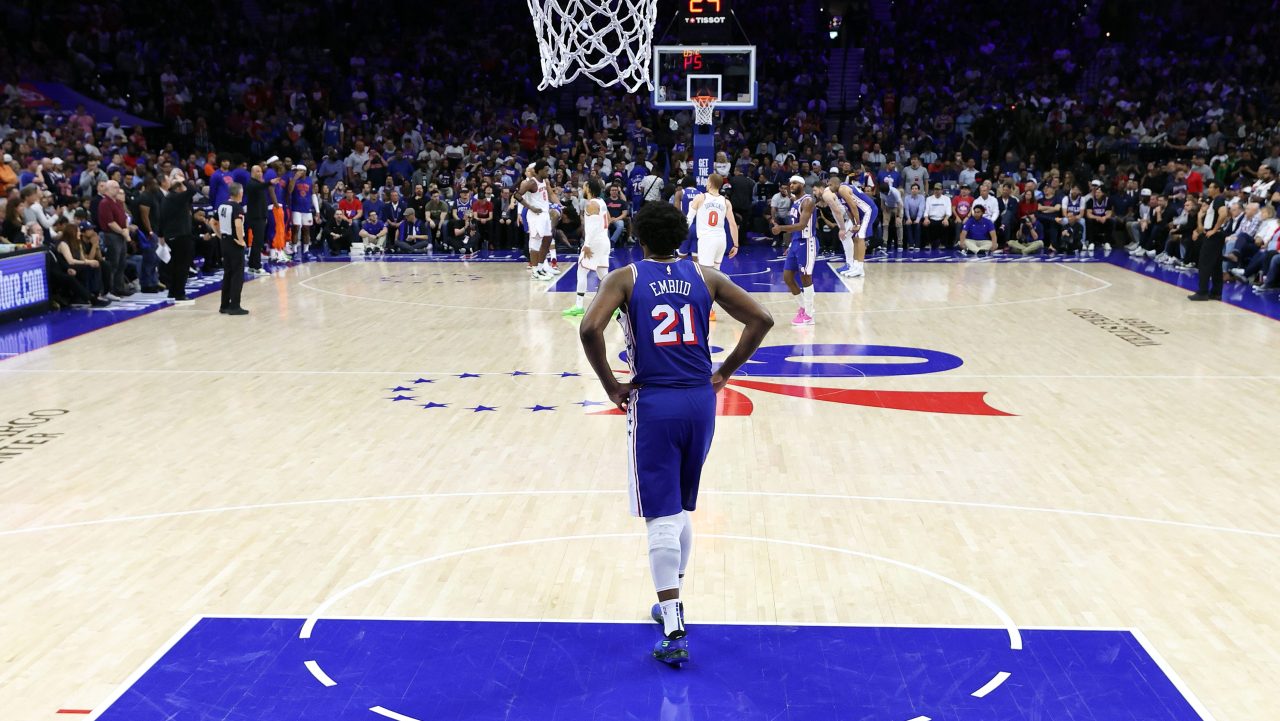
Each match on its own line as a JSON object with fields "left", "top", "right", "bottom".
{"left": 446, "top": 207, "right": 479, "bottom": 256}
{"left": 1009, "top": 213, "right": 1045, "bottom": 255}
{"left": 471, "top": 189, "right": 495, "bottom": 250}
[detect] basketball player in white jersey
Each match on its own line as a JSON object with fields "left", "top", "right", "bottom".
{"left": 686, "top": 173, "right": 740, "bottom": 270}
{"left": 686, "top": 174, "right": 739, "bottom": 320}
{"left": 516, "top": 161, "right": 556, "bottom": 280}
{"left": 563, "top": 178, "right": 610, "bottom": 317}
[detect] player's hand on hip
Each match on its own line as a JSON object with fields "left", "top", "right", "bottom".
{"left": 607, "top": 382, "right": 636, "bottom": 411}
{"left": 711, "top": 371, "right": 729, "bottom": 394}
{"left": 582, "top": 245, "right": 593, "bottom": 259}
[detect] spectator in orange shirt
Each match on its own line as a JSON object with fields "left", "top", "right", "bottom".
{"left": 0, "top": 154, "right": 18, "bottom": 194}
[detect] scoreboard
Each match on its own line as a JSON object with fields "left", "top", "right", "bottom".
{"left": 680, "top": 0, "right": 732, "bottom": 43}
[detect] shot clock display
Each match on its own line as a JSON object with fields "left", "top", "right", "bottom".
{"left": 680, "top": 0, "right": 732, "bottom": 43}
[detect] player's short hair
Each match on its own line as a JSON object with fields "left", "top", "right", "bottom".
{"left": 706, "top": 173, "right": 724, "bottom": 190}
{"left": 586, "top": 178, "right": 604, "bottom": 199}
{"left": 633, "top": 202, "right": 687, "bottom": 257}
{"left": 681, "top": 175, "right": 696, "bottom": 189}
{"left": 533, "top": 160, "right": 550, "bottom": 173}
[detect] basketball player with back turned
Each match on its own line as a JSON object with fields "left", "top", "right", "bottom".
{"left": 579, "top": 203, "right": 774, "bottom": 666}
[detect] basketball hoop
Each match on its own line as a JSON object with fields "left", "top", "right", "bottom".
{"left": 526, "top": 0, "right": 658, "bottom": 93}
{"left": 692, "top": 95, "right": 717, "bottom": 126}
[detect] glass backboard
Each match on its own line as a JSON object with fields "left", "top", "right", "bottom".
{"left": 652, "top": 45, "right": 756, "bottom": 110}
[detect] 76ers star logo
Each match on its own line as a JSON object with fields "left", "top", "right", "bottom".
{"left": 380, "top": 344, "right": 1011, "bottom": 418}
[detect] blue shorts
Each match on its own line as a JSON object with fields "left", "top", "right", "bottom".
{"left": 784, "top": 235, "right": 817, "bottom": 276}
{"left": 679, "top": 224, "right": 696, "bottom": 256}
{"left": 626, "top": 385, "right": 716, "bottom": 518}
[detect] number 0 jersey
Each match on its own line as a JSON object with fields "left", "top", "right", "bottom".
{"left": 621, "top": 259, "right": 713, "bottom": 388}
{"left": 694, "top": 193, "right": 728, "bottom": 243}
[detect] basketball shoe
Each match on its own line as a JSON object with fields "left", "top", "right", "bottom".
{"left": 653, "top": 633, "right": 689, "bottom": 667}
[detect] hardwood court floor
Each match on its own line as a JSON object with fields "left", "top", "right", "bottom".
{"left": 0, "top": 254, "right": 1277, "bottom": 719}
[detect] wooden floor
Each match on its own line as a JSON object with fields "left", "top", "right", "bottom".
{"left": 1, "top": 256, "right": 1277, "bottom": 719}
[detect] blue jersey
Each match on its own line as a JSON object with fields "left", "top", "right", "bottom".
{"left": 291, "top": 178, "right": 315, "bottom": 213}
{"left": 678, "top": 188, "right": 699, "bottom": 216}
{"left": 837, "top": 184, "right": 878, "bottom": 233}
{"left": 790, "top": 194, "right": 816, "bottom": 242}
{"left": 622, "top": 259, "right": 713, "bottom": 388}
{"left": 209, "top": 170, "right": 232, "bottom": 209}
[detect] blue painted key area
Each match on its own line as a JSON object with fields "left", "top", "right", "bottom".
{"left": 97, "top": 618, "right": 1204, "bottom": 721}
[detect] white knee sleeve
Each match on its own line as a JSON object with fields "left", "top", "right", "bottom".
{"left": 576, "top": 261, "right": 590, "bottom": 294}
{"left": 646, "top": 514, "right": 684, "bottom": 593}
{"left": 678, "top": 510, "right": 692, "bottom": 575}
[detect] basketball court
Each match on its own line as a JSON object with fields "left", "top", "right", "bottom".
{"left": 2, "top": 2, "right": 1277, "bottom": 719}
{"left": 1, "top": 245, "right": 1277, "bottom": 720}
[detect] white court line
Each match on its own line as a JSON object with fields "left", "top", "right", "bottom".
{"left": 88, "top": 615, "right": 203, "bottom": 720}
{"left": 369, "top": 705, "right": 423, "bottom": 721}
{"left": 304, "top": 659, "right": 337, "bottom": 687}
{"left": 761, "top": 262, "right": 1113, "bottom": 314}
{"left": 906, "top": 716, "right": 932, "bottom": 721}
{"left": 3, "top": 488, "right": 1278, "bottom": 541}
{"left": 209, "top": 614, "right": 1131, "bottom": 632}
{"left": 298, "top": 261, "right": 568, "bottom": 314}
{"left": 297, "top": 531, "right": 1023, "bottom": 653}
{"left": 970, "top": 670, "right": 1011, "bottom": 698}
{"left": 1130, "top": 628, "right": 1219, "bottom": 721}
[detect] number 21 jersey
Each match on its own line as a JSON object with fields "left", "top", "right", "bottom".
{"left": 621, "top": 259, "right": 712, "bottom": 388}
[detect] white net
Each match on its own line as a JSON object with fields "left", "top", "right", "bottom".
{"left": 692, "top": 96, "right": 716, "bottom": 126}
{"left": 526, "top": 0, "right": 658, "bottom": 93}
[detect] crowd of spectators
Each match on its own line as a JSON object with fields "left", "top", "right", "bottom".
{"left": 3, "top": 0, "right": 1280, "bottom": 310}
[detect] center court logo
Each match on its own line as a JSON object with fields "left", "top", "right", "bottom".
{"left": 615, "top": 343, "right": 1012, "bottom": 417}
{"left": 379, "top": 344, "right": 1012, "bottom": 417}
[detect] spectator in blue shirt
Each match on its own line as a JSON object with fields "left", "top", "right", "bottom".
{"left": 383, "top": 190, "right": 407, "bottom": 248}
{"left": 361, "top": 188, "right": 385, "bottom": 226}
{"left": 960, "top": 204, "right": 996, "bottom": 255}
{"left": 359, "top": 211, "right": 387, "bottom": 252}
{"left": 876, "top": 160, "right": 902, "bottom": 191}
{"left": 387, "top": 149, "right": 415, "bottom": 185}
{"left": 394, "top": 208, "right": 432, "bottom": 252}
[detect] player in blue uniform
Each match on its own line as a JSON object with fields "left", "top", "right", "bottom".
{"left": 673, "top": 176, "right": 700, "bottom": 257}
{"left": 771, "top": 175, "right": 819, "bottom": 325}
{"left": 287, "top": 165, "right": 315, "bottom": 259}
{"left": 828, "top": 176, "right": 876, "bottom": 278}
{"left": 579, "top": 202, "right": 773, "bottom": 667}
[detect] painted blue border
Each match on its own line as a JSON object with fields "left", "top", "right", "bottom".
{"left": 92, "top": 617, "right": 1208, "bottom": 721}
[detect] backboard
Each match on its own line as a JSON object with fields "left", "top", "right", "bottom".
{"left": 651, "top": 45, "right": 756, "bottom": 110}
